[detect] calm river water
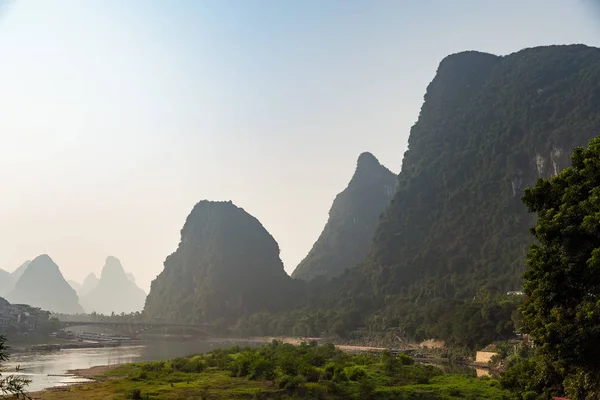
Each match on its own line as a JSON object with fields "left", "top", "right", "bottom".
{"left": 5, "top": 340, "right": 257, "bottom": 392}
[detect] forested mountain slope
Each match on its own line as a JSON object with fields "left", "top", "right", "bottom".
{"left": 291, "top": 152, "right": 396, "bottom": 282}
{"left": 341, "top": 44, "right": 600, "bottom": 305}
{"left": 144, "top": 201, "right": 300, "bottom": 324}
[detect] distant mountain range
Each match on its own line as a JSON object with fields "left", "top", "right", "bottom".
{"left": 6, "top": 255, "right": 83, "bottom": 314}
{"left": 79, "top": 256, "right": 147, "bottom": 314}
{"left": 0, "top": 261, "right": 31, "bottom": 297}
{"left": 2, "top": 255, "right": 145, "bottom": 315}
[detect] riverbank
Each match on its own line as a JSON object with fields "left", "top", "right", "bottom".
{"left": 29, "top": 341, "right": 507, "bottom": 400}
{"left": 14, "top": 335, "right": 400, "bottom": 356}
{"left": 29, "top": 365, "right": 121, "bottom": 400}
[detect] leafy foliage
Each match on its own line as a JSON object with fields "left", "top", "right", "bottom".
{"left": 300, "top": 44, "right": 600, "bottom": 344}
{"left": 0, "top": 335, "right": 30, "bottom": 399}
{"left": 502, "top": 136, "right": 600, "bottom": 399}
{"left": 41, "top": 342, "right": 509, "bottom": 399}
{"left": 291, "top": 152, "right": 397, "bottom": 282}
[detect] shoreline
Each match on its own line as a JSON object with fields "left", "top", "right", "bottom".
{"left": 24, "top": 336, "right": 451, "bottom": 397}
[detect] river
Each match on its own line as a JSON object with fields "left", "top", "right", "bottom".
{"left": 5, "top": 340, "right": 258, "bottom": 392}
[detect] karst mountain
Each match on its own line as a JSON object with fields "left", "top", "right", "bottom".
{"left": 6, "top": 255, "right": 83, "bottom": 314}
{"left": 144, "top": 200, "right": 299, "bottom": 323}
{"left": 80, "top": 256, "right": 147, "bottom": 314}
{"left": 333, "top": 44, "right": 600, "bottom": 309}
{"left": 292, "top": 152, "right": 396, "bottom": 282}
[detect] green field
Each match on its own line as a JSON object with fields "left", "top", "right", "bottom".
{"left": 36, "top": 341, "right": 509, "bottom": 399}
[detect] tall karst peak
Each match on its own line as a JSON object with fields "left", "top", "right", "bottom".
{"left": 339, "top": 44, "right": 600, "bottom": 304}
{"left": 80, "top": 257, "right": 146, "bottom": 315}
{"left": 291, "top": 152, "right": 397, "bottom": 282}
{"left": 144, "top": 200, "right": 299, "bottom": 323}
{"left": 6, "top": 254, "right": 83, "bottom": 314}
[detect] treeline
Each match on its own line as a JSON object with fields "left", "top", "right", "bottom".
{"left": 232, "top": 287, "right": 522, "bottom": 350}
{"left": 117, "top": 340, "right": 508, "bottom": 399}
{"left": 52, "top": 311, "right": 145, "bottom": 323}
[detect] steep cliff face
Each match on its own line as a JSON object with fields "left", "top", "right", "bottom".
{"left": 144, "top": 201, "right": 297, "bottom": 323}
{"left": 292, "top": 152, "right": 397, "bottom": 281}
{"left": 349, "top": 45, "right": 600, "bottom": 301}
{"left": 80, "top": 257, "right": 147, "bottom": 314}
{"left": 7, "top": 255, "right": 83, "bottom": 314}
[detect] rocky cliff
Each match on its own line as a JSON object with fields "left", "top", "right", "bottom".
{"left": 80, "top": 257, "right": 146, "bottom": 314}
{"left": 292, "top": 152, "right": 396, "bottom": 281}
{"left": 7, "top": 255, "right": 83, "bottom": 314}
{"left": 342, "top": 45, "right": 600, "bottom": 302}
{"left": 144, "top": 200, "right": 298, "bottom": 323}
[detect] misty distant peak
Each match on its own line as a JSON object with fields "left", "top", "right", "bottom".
{"left": 80, "top": 257, "right": 147, "bottom": 314}
{"left": 6, "top": 254, "right": 84, "bottom": 314}
{"left": 78, "top": 273, "right": 100, "bottom": 297}
{"left": 34, "top": 254, "right": 52, "bottom": 263}
{"left": 101, "top": 256, "right": 127, "bottom": 280}
{"left": 28, "top": 254, "right": 60, "bottom": 273}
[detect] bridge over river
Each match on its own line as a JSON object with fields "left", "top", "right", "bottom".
{"left": 60, "top": 321, "right": 213, "bottom": 338}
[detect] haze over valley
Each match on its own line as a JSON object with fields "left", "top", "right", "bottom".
{"left": 3, "top": 1, "right": 600, "bottom": 398}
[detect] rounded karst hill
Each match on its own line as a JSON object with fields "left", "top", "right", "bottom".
{"left": 144, "top": 200, "right": 295, "bottom": 324}
{"left": 7, "top": 254, "right": 84, "bottom": 314}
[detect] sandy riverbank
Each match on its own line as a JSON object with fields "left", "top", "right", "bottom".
{"left": 207, "top": 335, "right": 395, "bottom": 352}
{"left": 66, "top": 364, "right": 122, "bottom": 380}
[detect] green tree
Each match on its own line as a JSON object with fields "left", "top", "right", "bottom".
{"left": 509, "top": 137, "right": 600, "bottom": 399}
{"left": 0, "top": 335, "right": 30, "bottom": 398}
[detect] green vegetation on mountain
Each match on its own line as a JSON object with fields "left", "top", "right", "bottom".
{"left": 144, "top": 201, "right": 300, "bottom": 324}
{"left": 291, "top": 152, "right": 397, "bottom": 282}
{"left": 6, "top": 255, "right": 83, "bottom": 314}
{"left": 81, "top": 256, "right": 147, "bottom": 315}
{"left": 299, "top": 44, "right": 600, "bottom": 341}
{"left": 139, "top": 45, "right": 600, "bottom": 356}
{"left": 360, "top": 44, "right": 600, "bottom": 300}
{"left": 37, "top": 341, "right": 508, "bottom": 400}
{"left": 500, "top": 137, "right": 600, "bottom": 399}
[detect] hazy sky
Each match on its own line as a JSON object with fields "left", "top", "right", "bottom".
{"left": 1, "top": 0, "right": 599, "bottom": 291}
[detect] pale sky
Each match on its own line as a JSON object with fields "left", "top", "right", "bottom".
{"left": 1, "top": 0, "right": 599, "bottom": 291}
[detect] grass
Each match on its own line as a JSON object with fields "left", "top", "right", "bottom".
{"left": 33, "top": 342, "right": 510, "bottom": 399}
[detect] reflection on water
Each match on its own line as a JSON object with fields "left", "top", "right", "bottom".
{"left": 5, "top": 340, "right": 257, "bottom": 392}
